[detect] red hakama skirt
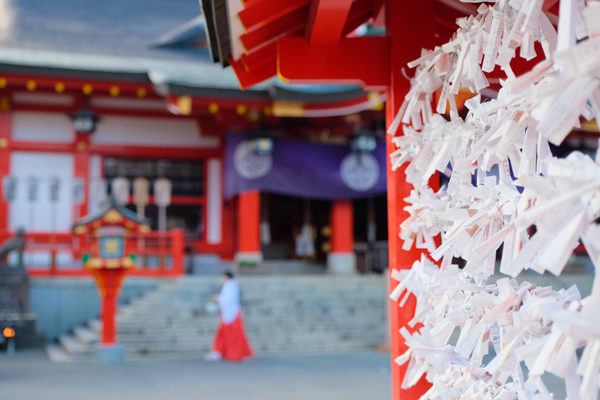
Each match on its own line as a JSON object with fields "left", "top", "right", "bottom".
{"left": 213, "top": 313, "right": 253, "bottom": 361}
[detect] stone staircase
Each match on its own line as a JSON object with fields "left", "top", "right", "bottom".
{"left": 45, "top": 275, "right": 386, "bottom": 362}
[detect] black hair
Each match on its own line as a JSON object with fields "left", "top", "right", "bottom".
{"left": 223, "top": 271, "right": 234, "bottom": 279}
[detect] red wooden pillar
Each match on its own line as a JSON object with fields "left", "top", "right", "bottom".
{"left": 0, "top": 110, "right": 10, "bottom": 230}
{"left": 236, "top": 190, "right": 262, "bottom": 265}
{"left": 327, "top": 199, "right": 356, "bottom": 274}
{"left": 87, "top": 267, "right": 130, "bottom": 346}
{"left": 73, "top": 132, "right": 90, "bottom": 220}
{"left": 171, "top": 228, "right": 185, "bottom": 275}
{"left": 101, "top": 290, "right": 117, "bottom": 344}
{"left": 386, "top": 0, "right": 435, "bottom": 398}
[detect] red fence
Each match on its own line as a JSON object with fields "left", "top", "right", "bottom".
{"left": 0, "top": 229, "right": 185, "bottom": 278}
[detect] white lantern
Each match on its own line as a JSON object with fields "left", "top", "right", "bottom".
{"left": 2, "top": 176, "right": 16, "bottom": 203}
{"left": 111, "top": 177, "right": 130, "bottom": 205}
{"left": 153, "top": 178, "right": 172, "bottom": 207}
{"left": 133, "top": 177, "right": 150, "bottom": 207}
{"left": 72, "top": 178, "right": 85, "bottom": 205}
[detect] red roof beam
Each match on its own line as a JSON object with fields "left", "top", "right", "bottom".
{"left": 240, "top": 42, "right": 277, "bottom": 71}
{"left": 305, "top": 0, "right": 354, "bottom": 45}
{"left": 277, "top": 36, "right": 390, "bottom": 90}
{"left": 239, "top": 4, "right": 310, "bottom": 53}
{"left": 240, "top": 0, "right": 371, "bottom": 67}
{"left": 237, "top": 0, "right": 373, "bottom": 88}
{"left": 238, "top": 0, "right": 311, "bottom": 32}
{"left": 230, "top": 56, "right": 278, "bottom": 89}
{"left": 340, "top": 0, "right": 374, "bottom": 36}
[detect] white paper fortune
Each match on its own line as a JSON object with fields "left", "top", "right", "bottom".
{"left": 389, "top": 1, "right": 600, "bottom": 399}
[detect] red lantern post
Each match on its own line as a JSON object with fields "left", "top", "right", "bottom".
{"left": 73, "top": 197, "right": 151, "bottom": 362}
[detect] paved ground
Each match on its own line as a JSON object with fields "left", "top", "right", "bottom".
{"left": 0, "top": 350, "right": 392, "bottom": 400}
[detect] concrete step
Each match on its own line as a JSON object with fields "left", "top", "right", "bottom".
{"left": 45, "top": 344, "right": 71, "bottom": 363}
{"left": 73, "top": 326, "right": 99, "bottom": 345}
{"left": 116, "top": 322, "right": 383, "bottom": 336}
{"left": 123, "top": 341, "right": 379, "bottom": 356}
{"left": 58, "top": 335, "right": 95, "bottom": 360}
{"left": 48, "top": 275, "right": 387, "bottom": 362}
{"left": 128, "top": 299, "right": 384, "bottom": 310}
{"left": 88, "top": 319, "right": 101, "bottom": 334}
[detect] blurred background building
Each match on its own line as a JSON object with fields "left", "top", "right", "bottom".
{"left": 0, "top": 0, "right": 391, "bottom": 360}
{"left": 0, "top": 0, "right": 595, "bottom": 364}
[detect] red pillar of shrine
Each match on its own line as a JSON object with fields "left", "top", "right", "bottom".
{"left": 327, "top": 199, "right": 355, "bottom": 274}
{"left": 236, "top": 190, "right": 262, "bottom": 265}
{"left": 386, "top": 0, "right": 435, "bottom": 398}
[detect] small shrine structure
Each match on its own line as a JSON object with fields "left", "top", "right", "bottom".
{"left": 73, "top": 196, "right": 151, "bottom": 362}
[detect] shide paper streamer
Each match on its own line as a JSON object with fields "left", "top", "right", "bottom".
{"left": 388, "top": 1, "right": 600, "bottom": 399}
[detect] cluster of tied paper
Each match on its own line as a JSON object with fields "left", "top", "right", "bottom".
{"left": 388, "top": 1, "right": 600, "bottom": 399}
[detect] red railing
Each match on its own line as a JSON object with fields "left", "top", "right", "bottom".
{"left": 0, "top": 229, "right": 185, "bottom": 278}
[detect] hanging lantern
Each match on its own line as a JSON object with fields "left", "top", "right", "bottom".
{"left": 133, "top": 177, "right": 150, "bottom": 206}
{"left": 111, "top": 178, "right": 130, "bottom": 205}
{"left": 91, "top": 178, "right": 108, "bottom": 206}
{"left": 153, "top": 178, "right": 172, "bottom": 208}
{"left": 153, "top": 179, "right": 172, "bottom": 232}
{"left": 26, "top": 177, "right": 39, "bottom": 203}
{"left": 49, "top": 177, "right": 61, "bottom": 203}
{"left": 2, "top": 176, "right": 16, "bottom": 202}
{"left": 72, "top": 179, "right": 85, "bottom": 205}
{"left": 70, "top": 108, "right": 100, "bottom": 134}
{"left": 253, "top": 137, "right": 274, "bottom": 155}
{"left": 350, "top": 128, "right": 377, "bottom": 152}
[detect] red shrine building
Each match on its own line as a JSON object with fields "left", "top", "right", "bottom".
{"left": 0, "top": 0, "right": 390, "bottom": 276}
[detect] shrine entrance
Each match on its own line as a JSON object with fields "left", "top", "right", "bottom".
{"left": 258, "top": 192, "right": 389, "bottom": 273}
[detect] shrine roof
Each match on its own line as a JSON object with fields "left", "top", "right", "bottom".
{"left": 200, "top": 0, "right": 560, "bottom": 90}
{"left": 73, "top": 197, "right": 152, "bottom": 233}
{"left": 0, "top": 0, "right": 364, "bottom": 104}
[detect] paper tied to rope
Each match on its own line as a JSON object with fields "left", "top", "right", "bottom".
{"left": 153, "top": 178, "right": 172, "bottom": 207}
{"left": 386, "top": 1, "right": 600, "bottom": 399}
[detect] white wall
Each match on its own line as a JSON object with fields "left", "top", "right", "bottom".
{"left": 12, "top": 111, "right": 74, "bottom": 143}
{"left": 9, "top": 152, "right": 74, "bottom": 232}
{"left": 91, "top": 116, "right": 220, "bottom": 148}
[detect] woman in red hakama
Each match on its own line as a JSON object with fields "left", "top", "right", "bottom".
{"left": 205, "top": 272, "right": 253, "bottom": 362}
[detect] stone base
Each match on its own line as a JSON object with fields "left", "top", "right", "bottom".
{"left": 95, "top": 344, "right": 124, "bottom": 364}
{"left": 234, "top": 252, "right": 263, "bottom": 267}
{"left": 327, "top": 253, "right": 357, "bottom": 274}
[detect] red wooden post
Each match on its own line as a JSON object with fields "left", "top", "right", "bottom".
{"left": 328, "top": 199, "right": 356, "bottom": 273}
{"left": 330, "top": 200, "right": 353, "bottom": 252}
{"left": 236, "top": 190, "right": 262, "bottom": 265}
{"left": 386, "top": 0, "right": 435, "bottom": 398}
{"left": 88, "top": 267, "right": 129, "bottom": 345}
{"left": 171, "top": 228, "right": 185, "bottom": 275}
{"left": 101, "top": 290, "right": 117, "bottom": 344}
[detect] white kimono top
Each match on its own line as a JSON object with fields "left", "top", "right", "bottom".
{"left": 218, "top": 278, "right": 241, "bottom": 325}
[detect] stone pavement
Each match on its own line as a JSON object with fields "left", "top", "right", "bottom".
{"left": 0, "top": 350, "right": 392, "bottom": 400}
